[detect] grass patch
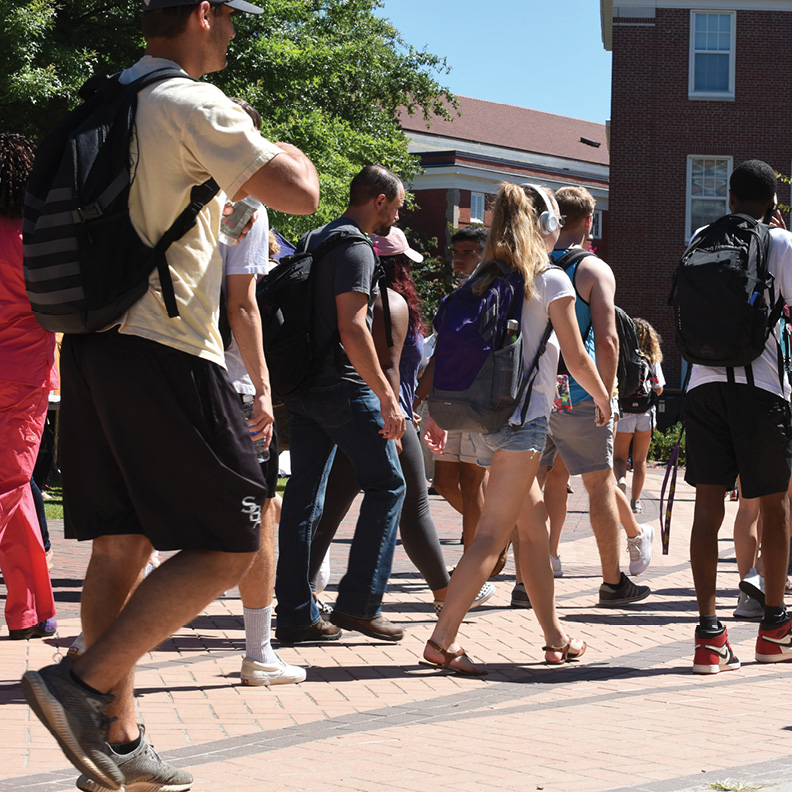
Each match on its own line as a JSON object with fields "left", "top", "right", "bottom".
{"left": 42, "top": 485, "right": 64, "bottom": 521}
{"left": 708, "top": 781, "right": 761, "bottom": 791}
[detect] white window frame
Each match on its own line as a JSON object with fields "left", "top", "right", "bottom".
{"left": 470, "top": 192, "right": 485, "bottom": 223}
{"left": 590, "top": 209, "right": 602, "bottom": 239}
{"left": 685, "top": 155, "right": 732, "bottom": 242}
{"left": 688, "top": 10, "right": 736, "bottom": 101}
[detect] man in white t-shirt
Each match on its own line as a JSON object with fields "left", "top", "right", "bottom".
{"left": 21, "top": 2, "right": 319, "bottom": 789}
{"left": 685, "top": 160, "right": 792, "bottom": 675}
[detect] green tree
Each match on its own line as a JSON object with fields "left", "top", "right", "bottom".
{"left": 0, "top": 0, "right": 455, "bottom": 239}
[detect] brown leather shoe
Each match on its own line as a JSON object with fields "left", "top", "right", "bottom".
{"left": 329, "top": 611, "right": 404, "bottom": 642}
{"left": 275, "top": 619, "right": 342, "bottom": 644}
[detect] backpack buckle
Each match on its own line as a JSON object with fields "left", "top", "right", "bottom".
{"left": 74, "top": 204, "right": 103, "bottom": 223}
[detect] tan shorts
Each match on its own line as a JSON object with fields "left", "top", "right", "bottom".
{"left": 433, "top": 430, "right": 479, "bottom": 464}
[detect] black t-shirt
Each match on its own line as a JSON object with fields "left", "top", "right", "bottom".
{"left": 303, "top": 217, "right": 378, "bottom": 384}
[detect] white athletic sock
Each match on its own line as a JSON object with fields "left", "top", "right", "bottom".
{"left": 313, "top": 549, "right": 331, "bottom": 595}
{"left": 243, "top": 605, "right": 278, "bottom": 664}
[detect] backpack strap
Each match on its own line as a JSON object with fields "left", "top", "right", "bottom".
{"left": 153, "top": 177, "right": 220, "bottom": 318}
{"left": 517, "top": 320, "right": 555, "bottom": 425}
{"left": 130, "top": 68, "right": 217, "bottom": 319}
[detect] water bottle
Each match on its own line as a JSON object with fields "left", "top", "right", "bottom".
{"left": 503, "top": 319, "right": 519, "bottom": 348}
{"left": 219, "top": 196, "right": 261, "bottom": 246}
{"left": 241, "top": 395, "right": 269, "bottom": 463}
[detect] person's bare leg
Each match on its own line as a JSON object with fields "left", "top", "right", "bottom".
{"left": 459, "top": 462, "right": 487, "bottom": 547}
{"left": 690, "top": 484, "right": 726, "bottom": 616}
{"left": 79, "top": 534, "right": 153, "bottom": 743}
{"left": 427, "top": 449, "right": 539, "bottom": 661}
{"left": 757, "top": 491, "right": 789, "bottom": 608}
{"left": 613, "top": 431, "right": 631, "bottom": 486}
{"left": 543, "top": 461, "right": 569, "bottom": 558}
{"left": 516, "top": 480, "right": 569, "bottom": 649}
{"left": 581, "top": 468, "right": 621, "bottom": 585}
{"left": 615, "top": 486, "right": 642, "bottom": 539}
{"left": 432, "top": 460, "right": 463, "bottom": 514}
{"left": 511, "top": 525, "right": 521, "bottom": 584}
{"left": 733, "top": 484, "right": 761, "bottom": 580}
{"left": 238, "top": 499, "right": 275, "bottom": 609}
{"left": 629, "top": 430, "right": 652, "bottom": 504}
{"left": 73, "top": 547, "right": 255, "bottom": 705}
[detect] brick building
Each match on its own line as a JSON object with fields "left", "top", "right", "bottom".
{"left": 602, "top": 0, "right": 792, "bottom": 384}
{"left": 398, "top": 96, "right": 610, "bottom": 260}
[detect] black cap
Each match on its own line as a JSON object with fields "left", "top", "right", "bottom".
{"left": 141, "top": 0, "right": 264, "bottom": 14}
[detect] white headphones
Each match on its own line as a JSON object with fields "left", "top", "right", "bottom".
{"left": 520, "top": 183, "right": 559, "bottom": 235}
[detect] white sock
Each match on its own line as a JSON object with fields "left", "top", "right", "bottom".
{"left": 243, "top": 605, "right": 278, "bottom": 664}
{"left": 314, "top": 550, "right": 331, "bottom": 595}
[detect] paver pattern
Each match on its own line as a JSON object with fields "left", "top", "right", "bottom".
{"left": 3, "top": 468, "right": 792, "bottom": 792}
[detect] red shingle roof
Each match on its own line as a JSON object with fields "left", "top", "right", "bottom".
{"left": 399, "top": 96, "right": 609, "bottom": 166}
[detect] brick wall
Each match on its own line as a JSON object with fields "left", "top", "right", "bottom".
{"left": 609, "top": 7, "right": 792, "bottom": 384}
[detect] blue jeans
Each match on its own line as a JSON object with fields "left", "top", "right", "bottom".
{"left": 275, "top": 377, "right": 406, "bottom": 628}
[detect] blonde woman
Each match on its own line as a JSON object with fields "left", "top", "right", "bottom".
{"left": 614, "top": 318, "right": 664, "bottom": 514}
{"left": 422, "top": 182, "right": 612, "bottom": 674}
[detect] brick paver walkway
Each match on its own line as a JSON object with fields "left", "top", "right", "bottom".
{"left": 3, "top": 468, "right": 792, "bottom": 792}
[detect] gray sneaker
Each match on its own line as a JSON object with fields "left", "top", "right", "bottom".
{"left": 21, "top": 657, "right": 123, "bottom": 790}
{"left": 510, "top": 583, "right": 532, "bottom": 609}
{"left": 739, "top": 567, "right": 765, "bottom": 607}
{"left": 598, "top": 573, "right": 651, "bottom": 606}
{"left": 76, "top": 725, "right": 193, "bottom": 791}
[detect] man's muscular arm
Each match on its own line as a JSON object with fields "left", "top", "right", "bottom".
{"left": 574, "top": 255, "right": 619, "bottom": 396}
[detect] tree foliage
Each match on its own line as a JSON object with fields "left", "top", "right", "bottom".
{"left": 0, "top": 0, "right": 455, "bottom": 239}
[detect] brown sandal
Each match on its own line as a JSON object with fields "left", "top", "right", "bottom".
{"left": 543, "top": 638, "right": 587, "bottom": 665}
{"left": 423, "top": 639, "right": 488, "bottom": 676}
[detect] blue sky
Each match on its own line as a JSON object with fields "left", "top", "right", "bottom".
{"left": 376, "top": 0, "right": 613, "bottom": 125}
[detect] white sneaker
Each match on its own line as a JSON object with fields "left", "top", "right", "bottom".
{"left": 435, "top": 581, "right": 495, "bottom": 615}
{"left": 617, "top": 477, "right": 627, "bottom": 494}
{"left": 241, "top": 655, "right": 307, "bottom": 686}
{"left": 733, "top": 591, "right": 763, "bottom": 621}
{"left": 550, "top": 555, "right": 563, "bottom": 578}
{"left": 470, "top": 580, "right": 495, "bottom": 608}
{"left": 739, "top": 568, "right": 765, "bottom": 607}
{"left": 627, "top": 523, "right": 654, "bottom": 576}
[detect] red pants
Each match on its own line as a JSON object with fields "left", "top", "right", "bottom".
{"left": 0, "top": 382, "right": 56, "bottom": 630}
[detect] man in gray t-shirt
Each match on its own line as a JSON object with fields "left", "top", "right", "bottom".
{"left": 275, "top": 164, "right": 408, "bottom": 644}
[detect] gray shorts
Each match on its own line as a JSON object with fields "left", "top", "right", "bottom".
{"left": 470, "top": 417, "right": 548, "bottom": 468}
{"left": 542, "top": 398, "right": 614, "bottom": 476}
{"left": 433, "top": 429, "right": 479, "bottom": 464}
{"left": 616, "top": 410, "right": 655, "bottom": 434}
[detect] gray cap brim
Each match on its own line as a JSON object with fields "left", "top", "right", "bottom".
{"left": 223, "top": 0, "right": 264, "bottom": 14}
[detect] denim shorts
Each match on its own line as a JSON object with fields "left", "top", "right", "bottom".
{"left": 470, "top": 416, "right": 549, "bottom": 468}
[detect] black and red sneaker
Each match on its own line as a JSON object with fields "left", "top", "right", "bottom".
{"left": 692, "top": 627, "right": 740, "bottom": 674}
{"left": 755, "top": 618, "right": 792, "bottom": 663}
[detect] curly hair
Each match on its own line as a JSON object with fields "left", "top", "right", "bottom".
{"left": 379, "top": 253, "right": 425, "bottom": 337}
{"left": 633, "top": 317, "right": 663, "bottom": 365}
{"left": 0, "top": 133, "right": 35, "bottom": 218}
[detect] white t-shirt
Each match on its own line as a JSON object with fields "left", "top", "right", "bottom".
{"left": 688, "top": 226, "right": 792, "bottom": 399}
{"left": 115, "top": 56, "right": 282, "bottom": 366}
{"left": 221, "top": 209, "right": 271, "bottom": 393}
{"left": 511, "top": 266, "right": 575, "bottom": 425}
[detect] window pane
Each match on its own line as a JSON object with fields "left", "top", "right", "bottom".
{"left": 695, "top": 13, "right": 707, "bottom": 32}
{"left": 695, "top": 53, "right": 729, "bottom": 92}
{"left": 691, "top": 198, "right": 725, "bottom": 232}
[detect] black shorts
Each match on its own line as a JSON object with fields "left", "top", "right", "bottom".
{"left": 236, "top": 394, "right": 279, "bottom": 498}
{"left": 60, "top": 331, "right": 266, "bottom": 552}
{"left": 684, "top": 382, "right": 792, "bottom": 499}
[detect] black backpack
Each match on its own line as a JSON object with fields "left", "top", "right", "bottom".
{"left": 619, "top": 357, "right": 659, "bottom": 414}
{"left": 556, "top": 248, "right": 642, "bottom": 398}
{"left": 669, "top": 213, "right": 783, "bottom": 380}
{"left": 256, "top": 228, "right": 389, "bottom": 404}
{"left": 23, "top": 68, "right": 219, "bottom": 333}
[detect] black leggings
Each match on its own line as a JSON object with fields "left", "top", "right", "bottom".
{"left": 310, "top": 421, "right": 450, "bottom": 592}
